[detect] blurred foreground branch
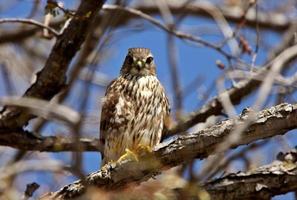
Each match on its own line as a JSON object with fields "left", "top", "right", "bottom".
{"left": 45, "top": 103, "right": 297, "bottom": 199}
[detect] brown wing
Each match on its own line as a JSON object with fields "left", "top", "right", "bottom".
{"left": 99, "top": 80, "right": 117, "bottom": 148}
{"left": 162, "top": 89, "right": 172, "bottom": 136}
{"left": 99, "top": 78, "right": 133, "bottom": 159}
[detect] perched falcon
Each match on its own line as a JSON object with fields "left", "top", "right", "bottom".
{"left": 100, "top": 48, "right": 170, "bottom": 165}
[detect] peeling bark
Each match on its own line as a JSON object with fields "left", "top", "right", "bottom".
{"left": 206, "top": 151, "right": 297, "bottom": 200}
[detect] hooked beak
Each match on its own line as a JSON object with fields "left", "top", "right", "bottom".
{"left": 135, "top": 60, "right": 143, "bottom": 70}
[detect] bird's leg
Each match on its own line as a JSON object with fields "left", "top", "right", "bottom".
{"left": 135, "top": 144, "right": 153, "bottom": 155}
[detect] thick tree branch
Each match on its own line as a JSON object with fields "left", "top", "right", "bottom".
{"left": 205, "top": 150, "right": 297, "bottom": 200}
{"left": 45, "top": 103, "right": 297, "bottom": 199}
{"left": 0, "top": 130, "right": 101, "bottom": 152}
{"left": 0, "top": 0, "right": 105, "bottom": 130}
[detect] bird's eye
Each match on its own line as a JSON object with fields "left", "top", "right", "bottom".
{"left": 146, "top": 56, "right": 154, "bottom": 64}
{"left": 126, "top": 55, "right": 134, "bottom": 65}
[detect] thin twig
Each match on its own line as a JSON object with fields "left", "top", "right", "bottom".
{"left": 0, "top": 18, "right": 60, "bottom": 37}
{"left": 102, "top": 5, "right": 234, "bottom": 59}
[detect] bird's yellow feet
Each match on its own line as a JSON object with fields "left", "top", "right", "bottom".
{"left": 117, "top": 145, "right": 153, "bottom": 163}
{"left": 117, "top": 148, "right": 139, "bottom": 163}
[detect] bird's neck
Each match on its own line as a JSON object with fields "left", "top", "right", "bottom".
{"left": 121, "top": 73, "right": 155, "bottom": 80}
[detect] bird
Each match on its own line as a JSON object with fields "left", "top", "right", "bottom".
{"left": 100, "top": 47, "right": 170, "bottom": 166}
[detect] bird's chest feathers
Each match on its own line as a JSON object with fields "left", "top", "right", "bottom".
{"left": 139, "top": 88, "right": 153, "bottom": 97}
{"left": 114, "top": 75, "right": 164, "bottom": 118}
{"left": 132, "top": 76, "right": 157, "bottom": 98}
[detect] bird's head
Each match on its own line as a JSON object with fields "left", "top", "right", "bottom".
{"left": 120, "top": 48, "right": 156, "bottom": 76}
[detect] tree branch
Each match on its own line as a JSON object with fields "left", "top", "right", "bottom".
{"left": 166, "top": 25, "right": 297, "bottom": 136}
{"left": 0, "top": 130, "right": 101, "bottom": 152}
{"left": 0, "top": 18, "right": 60, "bottom": 37}
{"left": 205, "top": 150, "right": 297, "bottom": 200}
{"left": 102, "top": 2, "right": 291, "bottom": 31}
{"left": 166, "top": 76, "right": 260, "bottom": 135}
{"left": 45, "top": 103, "right": 297, "bottom": 199}
{"left": 0, "top": 2, "right": 291, "bottom": 44}
{"left": 102, "top": 5, "right": 233, "bottom": 59}
{"left": 0, "top": 0, "right": 105, "bottom": 130}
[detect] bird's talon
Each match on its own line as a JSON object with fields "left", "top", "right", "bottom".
{"left": 117, "top": 148, "right": 139, "bottom": 163}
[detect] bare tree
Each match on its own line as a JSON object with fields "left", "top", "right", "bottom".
{"left": 0, "top": 0, "right": 297, "bottom": 199}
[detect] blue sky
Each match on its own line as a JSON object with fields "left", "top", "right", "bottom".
{"left": 0, "top": 1, "right": 296, "bottom": 199}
